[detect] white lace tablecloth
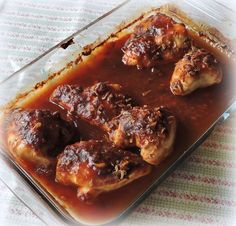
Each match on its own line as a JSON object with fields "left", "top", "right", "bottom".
{"left": 0, "top": 0, "right": 235, "bottom": 225}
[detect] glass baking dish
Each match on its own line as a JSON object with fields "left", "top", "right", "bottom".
{"left": 0, "top": 0, "right": 235, "bottom": 225}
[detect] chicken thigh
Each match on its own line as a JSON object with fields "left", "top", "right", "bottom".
{"left": 50, "top": 82, "right": 133, "bottom": 130}
{"left": 108, "top": 106, "right": 176, "bottom": 165}
{"left": 122, "top": 12, "right": 190, "bottom": 69}
{"left": 7, "top": 109, "right": 75, "bottom": 167}
{"left": 170, "top": 48, "right": 222, "bottom": 95}
{"left": 56, "top": 140, "right": 151, "bottom": 200}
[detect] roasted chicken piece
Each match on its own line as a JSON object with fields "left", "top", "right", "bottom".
{"left": 50, "top": 82, "right": 133, "bottom": 130}
{"left": 122, "top": 13, "right": 190, "bottom": 69}
{"left": 170, "top": 48, "right": 222, "bottom": 95}
{"left": 108, "top": 106, "right": 176, "bottom": 165}
{"left": 7, "top": 109, "right": 75, "bottom": 167}
{"left": 56, "top": 140, "right": 151, "bottom": 199}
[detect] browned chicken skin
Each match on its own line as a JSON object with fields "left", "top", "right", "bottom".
{"left": 108, "top": 106, "right": 176, "bottom": 165}
{"left": 50, "top": 82, "right": 133, "bottom": 130}
{"left": 56, "top": 140, "right": 151, "bottom": 200}
{"left": 7, "top": 109, "right": 75, "bottom": 167}
{"left": 170, "top": 48, "right": 222, "bottom": 95}
{"left": 122, "top": 13, "right": 190, "bottom": 69}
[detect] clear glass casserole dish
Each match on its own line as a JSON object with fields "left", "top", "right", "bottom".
{"left": 0, "top": 0, "right": 235, "bottom": 225}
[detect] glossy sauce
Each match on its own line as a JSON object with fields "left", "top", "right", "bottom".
{"left": 5, "top": 33, "right": 236, "bottom": 224}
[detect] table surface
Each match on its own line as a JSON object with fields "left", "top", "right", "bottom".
{"left": 0, "top": 0, "right": 235, "bottom": 225}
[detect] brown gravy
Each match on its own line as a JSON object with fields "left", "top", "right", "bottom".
{"left": 3, "top": 33, "right": 235, "bottom": 224}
